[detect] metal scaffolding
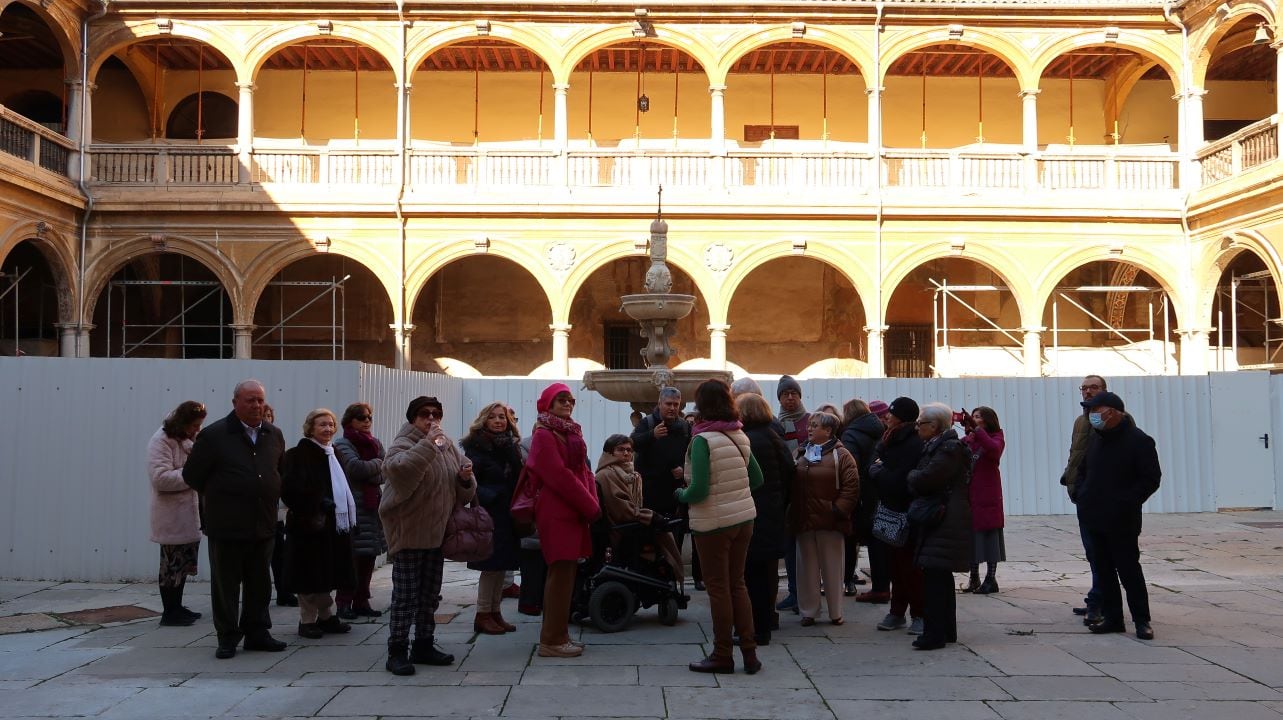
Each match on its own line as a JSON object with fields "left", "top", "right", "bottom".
{"left": 105, "top": 279, "right": 230, "bottom": 358}
{"left": 1215, "top": 269, "right": 1282, "bottom": 370}
{"left": 252, "top": 275, "right": 350, "bottom": 360}
{"left": 0, "top": 267, "right": 32, "bottom": 356}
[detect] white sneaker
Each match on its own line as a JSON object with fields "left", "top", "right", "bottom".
{"left": 876, "top": 613, "right": 906, "bottom": 631}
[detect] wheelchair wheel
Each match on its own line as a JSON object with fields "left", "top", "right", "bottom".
{"left": 588, "top": 581, "right": 635, "bottom": 633}
{"left": 658, "top": 597, "right": 679, "bottom": 626}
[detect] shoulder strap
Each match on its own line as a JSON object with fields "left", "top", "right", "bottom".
{"left": 720, "top": 431, "right": 752, "bottom": 466}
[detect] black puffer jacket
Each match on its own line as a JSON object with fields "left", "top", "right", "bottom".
{"left": 742, "top": 421, "right": 793, "bottom": 560}
{"left": 841, "top": 412, "right": 886, "bottom": 540}
{"left": 630, "top": 410, "right": 692, "bottom": 515}
{"left": 868, "top": 423, "right": 923, "bottom": 513}
{"left": 907, "top": 429, "right": 973, "bottom": 572}
{"left": 462, "top": 430, "right": 525, "bottom": 572}
{"left": 332, "top": 435, "right": 387, "bottom": 557}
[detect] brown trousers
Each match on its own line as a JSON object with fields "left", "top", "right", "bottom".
{"left": 693, "top": 522, "right": 756, "bottom": 661}
{"left": 539, "top": 560, "right": 578, "bottom": 646}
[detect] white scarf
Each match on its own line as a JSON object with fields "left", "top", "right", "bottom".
{"left": 313, "top": 439, "right": 359, "bottom": 533}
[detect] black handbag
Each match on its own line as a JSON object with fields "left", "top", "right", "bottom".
{"left": 906, "top": 494, "right": 948, "bottom": 529}
{"left": 871, "top": 502, "right": 909, "bottom": 547}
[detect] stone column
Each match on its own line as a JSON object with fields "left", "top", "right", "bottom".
{"left": 64, "top": 80, "right": 83, "bottom": 180}
{"left": 80, "top": 83, "right": 96, "bottom": 156}
{"left": 865, "top": 85, "right": 883, "bottom": 148}
{"left": 554, "top": 83, "right": 569, "bottom": 149}
{"left": 708, "top": 323, "right": 729, "bottom": 369}
{"left": 1021, "top": 327, "right": 1044, "bottom": 377}
{"left": 1178, "top": 327, "right": 1210, "bottom": 375}
{"left": 550, "top": 323, "right": 571, "bottom": 376}
{"left": 55, "top": 322, "right": 78, "bottom": 358}
{"left": 1275, "top": 41, "right": 1283, "bottom": 157}
{"left": 230, "top": 323, "right": 254, "bottom": 359}
{"left": 864, "top": 325, "right": 888, "bottom": 378}
{"left": 390, "top": 323, "right": 414, "bottom": 370}
{"left": 76, "top": 323, "right": 93, "bottom": 358}
{"left": 1176, "top": 88, "right": 1206, "bottom": 189}
{"left": 708, "top": 85, "right": 726, "bottom": 154}
{"left": 236, "top": 82, "right": 255, "bottom": 184}
{"left": 1019, "top": 89, "right": 1040, "bottom": 154}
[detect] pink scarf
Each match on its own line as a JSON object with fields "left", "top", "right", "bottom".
{"left": 693, "top": 419, "right": 743, "bottom": 435}
{"left": 536, "top": 412, "right": 588, "bottom": 472}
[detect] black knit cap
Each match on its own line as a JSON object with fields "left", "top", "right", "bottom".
{"left": 777, "top": 375, "right": 803, "bottom": 399}
{"left": 887, "top": 396, "right": 920, "bottom": 424}
{"left": 405, "top": 396, "right": 443, "bottom": 422}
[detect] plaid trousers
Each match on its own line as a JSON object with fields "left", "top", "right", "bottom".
{"left": 388, "top": 548, "right": 445, "bottom": 648}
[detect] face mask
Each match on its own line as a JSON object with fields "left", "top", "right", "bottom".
{"left": 1088, "top": 412, "right": 1106, "bottom": 430}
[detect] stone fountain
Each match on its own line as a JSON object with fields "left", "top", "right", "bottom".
{"left": 582, "top": 189, "right": 733, "bottom": 412}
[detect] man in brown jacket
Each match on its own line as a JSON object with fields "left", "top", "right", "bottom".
{"left": 1061, "top": 374, "right": 1106, "bottom": 625}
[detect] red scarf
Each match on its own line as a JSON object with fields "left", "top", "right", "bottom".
{"left": 536, "top": 411, "right": 587, "bottom": 472}
{"left": 343, "top": 427, "right": 384, "bottom": 510}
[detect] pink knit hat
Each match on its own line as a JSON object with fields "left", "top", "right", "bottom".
{"left": 868, "top": 399, "right": 890, "bottom": 418}
{"left": 537, "top": 382, "right": 573, "bottom": 413}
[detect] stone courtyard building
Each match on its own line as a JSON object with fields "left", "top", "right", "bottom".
{"left": 0, "top": 0, "right": 1279, "bottom": 379}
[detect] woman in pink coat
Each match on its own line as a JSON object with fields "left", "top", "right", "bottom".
{"left": 529, "top": 382, "right": 600, "bottom": 658}
{"left": 961, "top": 406, "right": 1005, "bottom": 595}
{"left": 147, "top": 400, "right": 208, "bottom": 626}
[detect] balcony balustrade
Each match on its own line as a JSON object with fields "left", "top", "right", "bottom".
{"left": 0, "top": 106, "right": 75, "bottom": 179}
{"left": 1196, "top": 115, "right": 1279, "bottom": 186}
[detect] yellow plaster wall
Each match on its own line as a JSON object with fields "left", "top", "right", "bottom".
{"left": 413, "top": 70, "right": 552, "bottom": 143}
{"left": 1204, "top": 80, "right": 1276, "bottom": 120}
{"left": 92, "top": 64, "right": 150, "bottom": 141}
{"left": 1120, "top": 80, "right": 1181, "bottom": 146}
{"left": 0, "top": 70, "right": 66, "bottom": 106}
{"left": 883, "top": 75, "right": 1024, "bottom": 148}
{"left": 254, "top": 69, "right": 398, "bottom": 142}
{"left": 723, "top": 74, "right": 868, "bottom": 143}
{"left": 564, "top": 71, "right": 713, "bottom": 143}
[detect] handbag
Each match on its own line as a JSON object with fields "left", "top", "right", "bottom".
{"left": 509, "top": 465, "right": 539, "bottom": 525}
{"left": 870, "top": 502, "right": 909, "bottom": 547}
{"left": 442, "top": 500, "right": 494, "bottom": 563}
{"left": 906, "top": 494, "right": 948, "bottom": 529}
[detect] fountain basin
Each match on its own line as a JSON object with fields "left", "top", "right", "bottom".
{"left": 620, "top": 294, "right": 695, "bottom": 322}
{"left": 583, "top": 367, "right": 734, "bottom": 411}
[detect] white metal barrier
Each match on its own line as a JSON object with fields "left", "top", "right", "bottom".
{"left": 0, "top": 358, "right": 1273, "bottom": 581}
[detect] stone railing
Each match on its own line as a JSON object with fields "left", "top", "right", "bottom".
{"left": 1197, "top": 115, "right": 1279, "bottom": 186}
{"left": 0, "top": 106, "right": 75, "bottom": 178}
{"left": 83, "top": 140, "right": 1189, "bottom": 202}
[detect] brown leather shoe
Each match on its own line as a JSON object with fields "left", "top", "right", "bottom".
{"left": 473, "top": 612, "right": 506, "bottom": 635}
{"left": 492, "top": 611, "right": 517, "bottom": 632}
{"left": 688, "top": 656, "right": 735, "bottom": 674}
{"left": 537, "top": 642, "right": 584, "bottom": 658}
{"left": 854, "top": 591, "right": 891, "bottom": 603}
{"left": 741, "top": 648, "right": 762, "bottom": 675}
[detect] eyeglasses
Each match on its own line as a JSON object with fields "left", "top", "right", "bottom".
{"left": 556, "top": 397, "right": 576, "bottom": 405}
{"left": 914, "top": 420, "right": 934, "bottom": 428}
{"left": 1080, "top": 384, "right": 1103, "bottom": 391}
{"left": 613, "top": 447, "right": 634, "bottom": 454}
{"left": 417, "top": 410, "right": 443, "bottom": 419}
{"left": 353, "top": 414, "right": 372, "bottom": 422}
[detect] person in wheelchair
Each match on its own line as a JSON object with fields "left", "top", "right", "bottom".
{"left": 594, "top": 435, "right": 683, "bottom": 584}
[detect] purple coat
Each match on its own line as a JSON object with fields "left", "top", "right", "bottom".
{"left": 963, "top": 427, "right": 1005, "bottom": 531}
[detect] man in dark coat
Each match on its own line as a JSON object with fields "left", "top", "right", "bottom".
{"left": 631, "top": 386, "right": 694, "bottom": 578}
{"left": 1076, "top": 391, "right": 1161, "bottom": 640}
{"left": 774, "top": 375, "right": 810, "bottom": 611}
{"left": 1061, "top": 374, "right": 1107, "bottom": 624}
{"left": 184, "top": 379, "right": 288, "bottom": 659}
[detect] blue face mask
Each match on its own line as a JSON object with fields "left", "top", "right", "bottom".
{"left": 1088, "top": 412, "right": 1106, "bottom": 430}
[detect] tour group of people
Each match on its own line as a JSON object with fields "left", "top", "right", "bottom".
{"left": 146, "top": 372, "right": 1161, "bottom": 676}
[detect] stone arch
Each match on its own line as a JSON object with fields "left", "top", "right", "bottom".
{"left": 560, "top": 242, "right": 716, "bottom": 326}
{"left": 406, "top": 249, "right": 556, "bottom": 375}
{"left": 242, "top": 241, "right": 399, "bottom": 327}
{"left": 1191, "top": 3, "right": 1277, "bottom": 88}
{"left": 245, "top": 23, "right": 399, "bottom": 83}
{"left": 83, "top": 236, "right": 242, "bottom": 325}
{"left": 0, "top": 221, "right": 78, "bottom": 324}
{"left": 405, "top": 242, "right": 559, "bottom": 327}
{"left": 878, "top": 26, "right": 1034, "bottom": 89}
{"left": 880, "top": 243, "right": 1032, "bottom": 325}
{"left": 714, "top": 25, "right": 875, "bottom": 86}
{"left": 721, "top": 243, "right": 877, "bottom": 326}
{"left": 560, "top": 25, "right": 717, "bottom": 87}
{"left": 89, "top": 21, "right": 246, "bottom": 84}
{"left": 1, "top": 0, "right": 81, "bottom": 77}
{"left": 1031, "top": 31, "right": 1183, "bottom": 95}
{"left": 1032, "top": 245, "right": 1188, "bottom": 330}
{"left": 1197, "top": 230, "right": 1283, "bottom": 325}
{"left": 407, "top": 22, "right": 560, "bottom": 79}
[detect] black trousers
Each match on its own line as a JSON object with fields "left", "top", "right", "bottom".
{"left": 271, "top": 521, "right": 288, "bottom": 595}
{"left": 921, "top": 568, "right": 957, "bottom": 644}
{"left": 743, "top": 553, "right": 778, "bottom": 640}
{"left": 1085, "top": 527, "right": 1149, "bottom": 625}
{"left": 208, "top": 536, "right": 275, "bottom": 643}
{"left": 866, "top": 538, "right": 891, "bottom": 593}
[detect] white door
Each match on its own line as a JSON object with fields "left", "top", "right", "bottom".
{"left": 1210, "top": 371, "right": 1275, "bottom": 509}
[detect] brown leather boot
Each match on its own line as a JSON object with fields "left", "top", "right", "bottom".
{"left": 741, "top": 647, "right": 762, "bottom": 675}
{"left": 492, "top": 611, "right": 517, "bottom": 632}
{"left": 473, "top": 611, "right": 506, "bottom": 635}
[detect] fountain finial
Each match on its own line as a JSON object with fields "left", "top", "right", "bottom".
{"left": 644, "top": 184, "right": 672, "bottom": 293}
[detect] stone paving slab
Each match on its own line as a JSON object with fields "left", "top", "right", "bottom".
{"left": 812, "top": 675, "right": 1013, "bottom": 701}
{"left": 97, "top": 685, "right": 258, "bottom": 720}
{"left": 1183, "top": 647, "right": 1283, "bottom": 686}
{"left": 224, "top": 687, "right": 342, "bottom": 717}
{"left": 665, "top": 687, "right": 834, "bottom": 720}
{"left": 1124, "top": 681, "right": 1283, "bottom": 700}
{"left": 968, "top": 643, "right": 1102, "bottom": 676}
{"left": 1114, "top": 700, "right": 1283, "bottom": 720}
{"left": 828, "top": 699, "right": 999, "bottom": 720}
{"left": 508, "top": 686, "right": 665, "bottom": 717}
{"left": 985, "top": 700, "right": 1135, "bottom": 720}
{"left": 0, "top": 648, "right": 115, "bottom": 681}
{"left": 320, "top": 686, "right": 508, "bottom": 716}
{"left": 991, "top": 676, "right": 1151, "bottom": 701}
{"left": 1094, "top": 662, "right": 1249, "bottom": 683}
{"left": 0, "top": 684, "right": 141, "bottom": 717}
{"left": 291, "top": 670, "right": 463, "bottom": 686}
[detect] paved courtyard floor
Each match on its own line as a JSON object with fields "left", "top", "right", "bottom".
{"left": 5, "top": 512, "right": 1283, "bottom": 719}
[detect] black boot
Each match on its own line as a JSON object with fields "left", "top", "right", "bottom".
{"left": 385, "top": 643, "right": 415, "bottom": 675}
{"left": 961, "top": 567, "right": 981, "bottom": 593}
{"left": 410, "top": 637, "right": 454, "bottom": 665}
{"left": 975, "top": 575, "right": 999, "bottom": 594}
{"left": 175, "top": 581, "right": 201, "bottom": 621}
{"left": 158, "top": 586, "right": 195, "bottom": 626}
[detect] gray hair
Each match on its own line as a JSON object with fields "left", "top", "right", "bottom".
{"left": 233, "top": 378, "right": 265, "bottom": 399}
{"left": 658, "top": 386, "right": 682, "bottom": 402}
{"left": 811, "top": 411, "right": 842, "bottom": 435}
{"left": 730, "top": 377, "right": 764, "bottom": 398}
{"left": 917, "top": 402, "right": 954, "bottom": 434}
